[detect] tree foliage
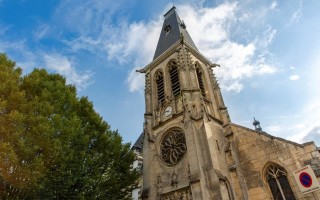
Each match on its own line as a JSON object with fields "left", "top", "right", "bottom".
{"left": 0, "top": 53, "right": 138, "bottom": 199}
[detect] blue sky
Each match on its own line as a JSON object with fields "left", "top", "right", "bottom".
{"left": 1, "top": 0, "right": 320, "bottom": 146}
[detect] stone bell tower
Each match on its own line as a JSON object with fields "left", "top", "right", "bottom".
{"left": 137, "top": 7, "right": 234, "bottom": 199}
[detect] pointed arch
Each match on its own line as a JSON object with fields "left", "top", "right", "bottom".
{"left": 195, "top": 62, "right": 206, "bottom": 97}
{"left": 264, "top": 162, "right": 296, "bottom": 200}
{"left": 155, "top": 70, "right": 165, "bottom": 105}
{"left": 167, "top": 60, "right": 181, "bottom": 97}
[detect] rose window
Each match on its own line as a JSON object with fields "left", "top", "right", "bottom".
{"left": 161, "top": 130, "right": 187, "bottom": 165}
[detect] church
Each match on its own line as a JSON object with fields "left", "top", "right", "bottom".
{"left": 131, "top": 7, "right": 320, "bottom": 200}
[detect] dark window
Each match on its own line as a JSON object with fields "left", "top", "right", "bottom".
{"left": 168, "top": 61, "right": 181, "bottom": 97}
{"left": 164, "top": 24, "right": 171, "bottom": 33}
{"left": 195, "top": 64, "right": 205, "bottom": 97}
{"left": 156, "top": 71, "right": 165, "bottom": 104}
{"left": 266, "top": 164, "right": 296, "bottom": 200}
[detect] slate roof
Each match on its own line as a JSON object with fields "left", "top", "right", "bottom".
{"left": 153, "top": 6, "right": 198, "bottom": 60}
{"left": 132, "top": 132, "right": 144, "bottom": 152}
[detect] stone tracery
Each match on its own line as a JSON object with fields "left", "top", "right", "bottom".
{"left": 161, "top": 130, "right": 187, "bottom": 165}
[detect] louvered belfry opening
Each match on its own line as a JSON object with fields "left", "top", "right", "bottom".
{"left": 156, "top": 71, "right": 165, "bottom": 104}
{"left": 196, "top": 64, "right": 205, "bottom": 97}
{"left": 169, "top": 61, "right": 181, "bottom": 97}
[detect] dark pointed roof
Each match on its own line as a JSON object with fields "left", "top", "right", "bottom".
{"left": 153, "top": 6, "right": 198, "bottom": 60}
{"left": 131, "top": 132, "right": 143, "bottom": 152}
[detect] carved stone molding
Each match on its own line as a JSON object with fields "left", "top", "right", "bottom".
{"left": 177, "top": 44, "right": 193, "bottom": 71}
{"left": 224, "top": 140, "right": 231, "bottom": 152}
{"left": 160, "top": 187, "right": 192, "bottom": 200}
{"left": 228, "top": 164, "right": 237, "bottom": 172}
{"left": 189, "top": 172, "right": 200, "bottom": 184}
{"left": 171, "top": 172, "right": 178, "bottom": 188}
{"left": 154, "top": 106, "right": 161, "bottom": 126}
{"left": 207, "top": 67, "right": 219, "bottom": 90}
{"left": 157, "top": 175, "right": 163, "bottom": 194}
{"left": 145, "top": 72, "right": 151, "bottom": 94}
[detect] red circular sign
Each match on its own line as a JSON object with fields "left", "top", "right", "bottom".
{"left": 299, "top": 172, "right": 312, "bottom": 188}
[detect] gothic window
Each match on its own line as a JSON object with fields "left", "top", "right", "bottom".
{"left": 168, "top": 61, "right": 181, "bottom": 97}
{"left": 160, "top": 129, "right": 186, "bottom": 166}
{"left": 156, "top": 71, "right": 165, "bottom": 104}
{"left": 266, "top": 164, "right": 296, "bottom": 200}
{"left": 195, "top": 63, "right": 206, "bottom": 97}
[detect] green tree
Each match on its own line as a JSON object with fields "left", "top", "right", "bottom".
{"left": 0, "top": 53, "right": 138, "bottom": 199}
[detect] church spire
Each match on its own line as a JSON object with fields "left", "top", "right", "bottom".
{"left": 153, "top": 6, "right": 198, "bottom": 60}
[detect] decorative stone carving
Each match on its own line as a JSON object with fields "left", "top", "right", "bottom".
{"left": 171, "top": 172, "right": 178, "bottom": 188}
{"left": 161, "top": 130, "right": 187, "bottom": 166}
{"left": 154, "top": 106, "right": 161, "bottom": 125}
{"left": 224, "top": 140, "right": 231, "bottom": 152}
{"left": 157, "top": 175, "right": 163, "bottom": 194}
{"left": 145, "top": 72, "right": 151, "bottom": 94}
{"left": 207, "top": 67, "right": 219, "bottom": 90}
{"left": 187, "top": 101, "right": 204, "bottom": 121}
{"left": 177, "top": 43, "right": 193, "bottom": 71}
{"left": 160, "top": 187, "right": 192, "bottom": 200}
{"left": 189, "top": 172, "right": 200, "bottom": 184}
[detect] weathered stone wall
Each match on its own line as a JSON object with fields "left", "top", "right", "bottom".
{"left": 230, "top": 123, "right": 320, "bottom": 200}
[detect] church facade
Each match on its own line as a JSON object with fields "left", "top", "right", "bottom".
{"left": 133, "top": 7, "right": 320, "bottom": 200}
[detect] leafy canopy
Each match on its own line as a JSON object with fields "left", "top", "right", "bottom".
{"left": 0, "top": 53, "right": 138, "bottom": 199}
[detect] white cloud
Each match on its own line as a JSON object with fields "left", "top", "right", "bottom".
{"left": 122, "top": 3, "right": 277, "bottom": 93}
{"left": 291, "top": 8, "right": 302, "bottom": 23}
{"left": 257, "top": 26, "right": 277, "bottom": 48}
{"left": 284, "top": 55, "right": 320, "bottom": 145}
{"left": 288, "top": 0, "right": 303, "bottom": 26}
{"left": 270, "top": 1, "right": 278, "bottom": 10}
{"left": 265, "top": 125, "right": 281, "bottom": 133}
{"left": 33, "top": 23, "right": 49, "bottom": 40}
{"left": 43, "top": 53, "right": 93, "bottom": 90}
{"left": 289, "top": 75, "right": 300, "bottom": 80}
{"left": 61, "top": 2, "right": 278, "bottom": 93}
{"left": 64, "top": 16, "right": 162, "bottom": 92}
{"left": 301, "top": 126, "right": 320, "bottom": 145}
{"left": 53, "top": 0, "right": 125, "bottom": 34}
{"left": 177, "top": 3, "right": 277, "bottom": 92}
{"left": 127, "top": 67, "right": 144, "bottom": 93}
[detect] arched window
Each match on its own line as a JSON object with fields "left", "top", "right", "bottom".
{"left": 195, "top": 63, "right": 205, "bottom": 97}
{"left": 156, "top": 71, "right": 165, "bottom": 104}
{"left": 265, "top": 164, "right": 296, "bottom": 200}
{"left": 168, "top": 61, "right": 181, "bottom": 97}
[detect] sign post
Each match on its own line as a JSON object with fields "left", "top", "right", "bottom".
{"left": 293, "top": 165, "right": 320, "bottom": 195}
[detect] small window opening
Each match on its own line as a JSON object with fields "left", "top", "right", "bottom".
{"left": 164, "top": 24, "right": 171, "bottom": 33}
{"left": 169, "top": 61, "right": 181, "bottom": 97}
{"left": 196, "top": 65, "right": 205, "bottom": 97}
{"left": 216, "top": 140, "right": 220, "bottom": 151}
{"left": 156, "top": 71, "right": 165, "bottom": 104}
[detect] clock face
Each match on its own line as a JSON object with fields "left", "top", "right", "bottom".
{"left": 163, "top": 106, "right": 173, "bottom": 117}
